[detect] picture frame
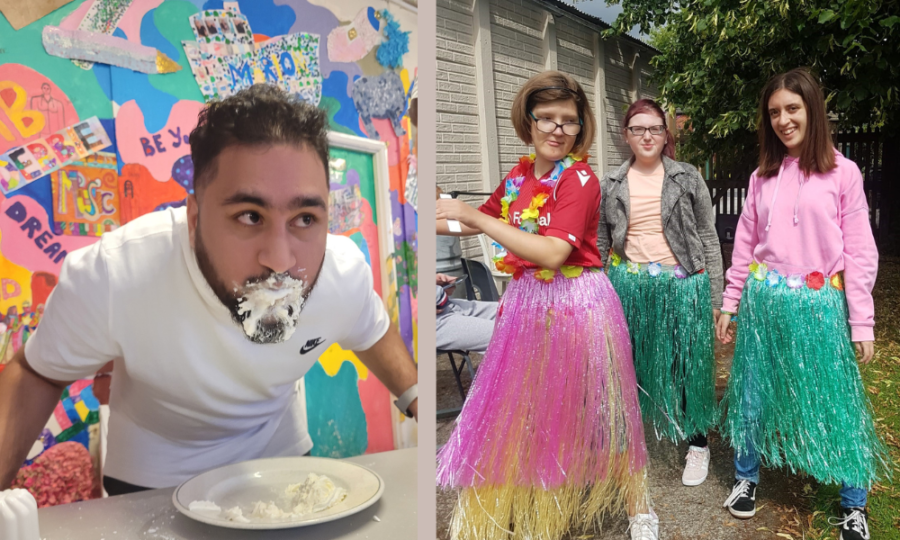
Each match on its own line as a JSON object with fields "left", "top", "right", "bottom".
{"left": 327, "top": 131, "right": 395, "bottom": 308}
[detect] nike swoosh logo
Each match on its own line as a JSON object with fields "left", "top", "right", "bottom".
{"left": 300, "top": 337, "right": 325, "bottom": 355}
{"left": 577, "top": 170, "right": 591, "bottom": 186}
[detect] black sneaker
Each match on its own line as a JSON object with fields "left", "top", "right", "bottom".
{"left": 829, "top": 507, "right": 870, "bottom": 540}
{"left": 723, "top": 479, "right": 756, "bottom": 518}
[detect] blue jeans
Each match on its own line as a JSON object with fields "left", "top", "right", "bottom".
{"left": 734, "top": 444, "right": 867, "bottom": 508}
{"left": 734, "top": 364, "right": 867, "bottom": 509}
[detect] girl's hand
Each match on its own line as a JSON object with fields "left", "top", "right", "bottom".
{"left": 715, "top": 313, "right": 734, "bottom": 344}
{"left": 436, "top": 274, "right": 457, "bottom": 295}
{"left": 436, "top": 198, "right": 484, "bottom": 229}
{"left": 855, "top": 341, "right": 875, "bottom": 364}
{"left": 713, "top": 308, "right": 721, "bottom": 326}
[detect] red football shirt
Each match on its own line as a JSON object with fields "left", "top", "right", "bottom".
{"left": 479, "top": 160, "right": 603, "bottom": 268}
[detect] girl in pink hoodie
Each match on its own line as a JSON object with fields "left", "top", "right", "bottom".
{"left": 716, "top": 68, "right": 888, "bottom": 539}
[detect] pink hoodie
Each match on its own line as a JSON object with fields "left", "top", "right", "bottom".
{"left": 722, "top": 150, "right": 878, "bottom": 342}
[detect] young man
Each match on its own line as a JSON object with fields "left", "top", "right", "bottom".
{"left": 0, "top": 84, "right": 417, "bottom": 494}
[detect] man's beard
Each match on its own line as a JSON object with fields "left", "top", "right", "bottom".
{"left": 194, "top": 221, "right": 321, "bottom": 344}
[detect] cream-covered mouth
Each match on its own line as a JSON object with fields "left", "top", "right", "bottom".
{"left": 235, "top": 273, "right": 307, "bottom": 343}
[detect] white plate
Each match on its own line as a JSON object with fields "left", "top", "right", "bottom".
{"left": 172, "top": 456, "right": 384, "bottom": 530}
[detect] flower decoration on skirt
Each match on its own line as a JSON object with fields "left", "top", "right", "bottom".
{"left": 830, "top": 273, "right": 844, "bottom": 290}
{"left": 535, "top": 268, "right": 556, "bottom": 283}
{"left": 751, "top": 262, "right": 768, "bottom": 281}
{"left": 560, "top": 265, "right": 584, "bottom": 279}
{"left": 765, "top": 269, "right": 783, "bottom": 287}
{"left": 786, "top": 274, "right": 805, "bottom": 289}
{"left": 806, "top": 271, "right": 825, "bottom": 290}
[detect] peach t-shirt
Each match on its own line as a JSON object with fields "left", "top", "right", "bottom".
{"left": 623, "top": 168, "right": 678, "bottom": 265}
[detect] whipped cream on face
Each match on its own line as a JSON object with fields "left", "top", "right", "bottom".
{"left": 235, "top": 273, "right": 307, "bottom": 343}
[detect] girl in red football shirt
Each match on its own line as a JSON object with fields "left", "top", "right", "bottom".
{"left": 436, "top": 71, "right": 657, "bottom": 540}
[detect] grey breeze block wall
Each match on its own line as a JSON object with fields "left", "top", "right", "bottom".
{"left": 437, "top": 0, "right": 658, "bottom": 261}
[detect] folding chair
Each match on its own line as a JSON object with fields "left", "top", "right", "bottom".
{"left": 436, "top": 348, "right": 477, "bottom": 419}
{"left": 460, "top": 258, "right": 500, "bottom": 302}
{"left": 477, "top": 234, "right": 511, "bottom": 295}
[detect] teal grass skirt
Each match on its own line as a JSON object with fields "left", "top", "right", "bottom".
{"left": 607, "top": 260, "right": 718, "bottom": 442}
{"left": 720, "top": 275, "right": 890, "bottom": 487}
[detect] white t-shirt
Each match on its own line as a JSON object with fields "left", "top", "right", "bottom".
{"left": 24, "top": 207, "right": 389, "bottom": 488}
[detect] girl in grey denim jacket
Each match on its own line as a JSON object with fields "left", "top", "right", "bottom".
{"left": 598, "top": 99, "right": 723, "bottom": 489}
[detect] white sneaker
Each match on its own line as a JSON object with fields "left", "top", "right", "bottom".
{"left": 627, "top": 510, "right": 659, "bottom": 540}
{"left": 682, "top": 445, "right": 710, "bottom": 486}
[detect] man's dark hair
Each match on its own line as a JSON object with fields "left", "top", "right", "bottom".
{"left": 189, "top": 84, "right": 330, "bottom": 194}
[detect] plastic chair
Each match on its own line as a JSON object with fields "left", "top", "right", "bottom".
{"left": 477, "top": 234, "right": 511, "bottom": 295}
{"left": 461, "top": 258, "right": 500, "bottom": 302}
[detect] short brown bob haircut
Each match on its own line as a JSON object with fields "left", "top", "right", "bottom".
{"left": 511, "top": 71, "right": 595, "bottom": 159}
{"left": 758, "top": 68, "right": 835, "bottom": 178}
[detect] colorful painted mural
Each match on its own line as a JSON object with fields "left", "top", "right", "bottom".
{"left": 0, "top": 0, "right": 418, "bottom": 505}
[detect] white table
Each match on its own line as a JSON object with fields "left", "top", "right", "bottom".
{"left": 36, "top": 448, "right": 417, "bottom": 539}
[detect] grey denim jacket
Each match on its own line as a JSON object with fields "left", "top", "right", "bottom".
{"left": 597, "top": 156, "right": 724, "bottom": 309}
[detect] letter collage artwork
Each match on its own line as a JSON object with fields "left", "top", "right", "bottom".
{"left": 0, "top": 117, "right": 112, "bottom": 195}
{"left": 182, "top": 9, "right": 322, "bottom": 104}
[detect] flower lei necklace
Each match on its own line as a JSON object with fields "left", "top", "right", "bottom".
{"left": 493, "top": 153, "right": 587, "bottom": 282}
{"left": 499, "top": 154, "right": 577, "bottom": 231}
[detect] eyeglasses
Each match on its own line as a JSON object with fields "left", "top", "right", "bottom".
{"left": 626, "top": 125, "right": 666, "bottom": 136}
{"left": 530, "top": 112, "right": 582, "bottom": 136}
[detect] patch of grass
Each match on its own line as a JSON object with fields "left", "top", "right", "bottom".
{"left": 804, "top": 257, "right": 900, "bottom": 539}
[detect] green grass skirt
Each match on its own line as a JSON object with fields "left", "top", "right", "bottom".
{"left": 607, "top": 262, "right": 718, "bottom": 442}
{"left": 720, "top": 276, "right": 890, "bottom": 487}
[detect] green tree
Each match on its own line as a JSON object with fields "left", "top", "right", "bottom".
{"left": 578, "top": 0, "right": 900, "bottom": 167}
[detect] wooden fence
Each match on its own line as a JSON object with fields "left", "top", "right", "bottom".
{"left": 707, "top": 126, "right": 898, "bottom": 253}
